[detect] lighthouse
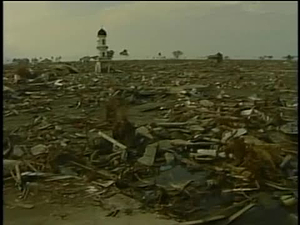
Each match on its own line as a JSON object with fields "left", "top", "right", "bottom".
{"left": 95, "top": 28, "right": 111, "bottom": 73}
{"left": 97, "top": 28, "right": 108, "bottom": 59}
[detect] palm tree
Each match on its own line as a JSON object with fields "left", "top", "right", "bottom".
{"left": 286, "top": 55, "right": 294, "bottom": 60}
{"left": 172, "top": 50, "right": 183, "bottom": 59}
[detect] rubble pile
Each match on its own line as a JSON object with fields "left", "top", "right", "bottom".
{"left": 3, "top": 59, "right": 298, "bottom": 224}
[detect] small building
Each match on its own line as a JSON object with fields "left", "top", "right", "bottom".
{"left": 90, "top": 56, "right": 99, "bottom": 61}
{"left": 207, "top": 52, "right": 223, "bottom": 63}
{"left": 40, "top": 58, "right": 52, "bottom": 64}
{"left": 80, "top": 56, "right": 90, "bottom": 63}
{"left": 155, "top": 52, "right": 166, "bottom": 59}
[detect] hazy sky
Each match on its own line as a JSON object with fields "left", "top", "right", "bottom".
{"left": 4, "top": 1, "right": 297, "bottom": 60}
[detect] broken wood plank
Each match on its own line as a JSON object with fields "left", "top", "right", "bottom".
{"left": 170, "top": 139, "right": 217, "bottom": 147}
{"left": 98, "top": 131, "right": 127, "bottom": 150}
{"left": 265, "top": 182, "right": 297, "bottom": 191}
{"left": 70, "top": 161, "right": 117, "bottom": 180}
{"left": 156, "top": 122, "right": 188, "bottom": 128}
{"left": 225, "top": 203, "right": 256, "bottom": 225}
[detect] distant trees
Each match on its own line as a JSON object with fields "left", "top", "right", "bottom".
{"left": 224, "top": 56, "right": 230, "bottom": 60}
{"left": 283, "top": 55, "right": 294, "bottom": 61}
{"left": 259, "top": 55, "right": 297, "bottom": 60}
{"left": 31, "top": 57, "right": 39, "bottom": 64}
{"left": 259, "top": 55, "right": 273, "bottom": 60}
{"left": 263, "top": 55, "right": 273, "bottom": 59}
{"left": 120, "top": 49, "right": 129, "bottom": 56}
{"left": 107, "top": 50, "right": 115, "bottom": 59}
{"left": 172, "top": 50, "right": 183, "bottom": 59}
{"left": 55, "top": 56, "right": 62, "bottom": 62}
{"left": 12, "top": 58, "right": 30, "bottom": 65}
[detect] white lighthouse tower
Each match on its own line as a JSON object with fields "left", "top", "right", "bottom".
{"left": 95, "top": 28, "right": 111, "bottom": 73}
{"left": 97, "top": 28, "right": 108, "bottom": 59}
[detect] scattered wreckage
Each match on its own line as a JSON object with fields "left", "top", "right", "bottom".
{"left": 3, "top": 59, "right": 298, "bottom": 224}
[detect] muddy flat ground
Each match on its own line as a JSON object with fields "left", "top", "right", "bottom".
{"left": 3, "top": 59, "right": 298, "bottom": 225}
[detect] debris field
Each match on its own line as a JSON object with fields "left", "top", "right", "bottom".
{"left": 3, "top": 59, "right": 298, "bottom": 224}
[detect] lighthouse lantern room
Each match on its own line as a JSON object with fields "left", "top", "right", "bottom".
{"left": 95, "top": 27, "right": 111, "bottom": 73}
{"left": 97, "top": 28, "right": 108, "bottom": 59}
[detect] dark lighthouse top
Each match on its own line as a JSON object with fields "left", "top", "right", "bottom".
{"left": 97, "top": 28, "right": 107, "bottom": 36}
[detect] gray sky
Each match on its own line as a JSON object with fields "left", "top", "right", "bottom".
{"left": 4, "top": 1, "right": 297, "bottom": 60}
